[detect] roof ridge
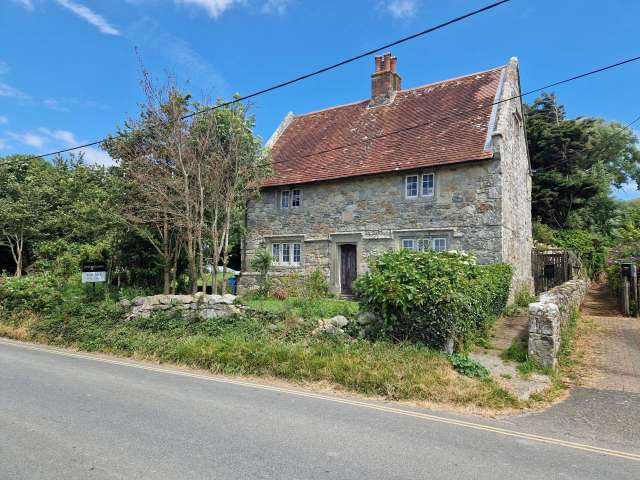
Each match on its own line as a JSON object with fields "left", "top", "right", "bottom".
{"left": 292, "top": 65, "right": 506, "bottom": 119}
{"left": 397, "top": 65, "right": 506, "bottom": 95}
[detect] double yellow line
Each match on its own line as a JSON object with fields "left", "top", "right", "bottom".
{"left": 2, "top": 338, "right": 639, "bottom": 462}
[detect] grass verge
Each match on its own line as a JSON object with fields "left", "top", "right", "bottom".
{"left": 0, "top": 298, "right": 518, "bottom": 412}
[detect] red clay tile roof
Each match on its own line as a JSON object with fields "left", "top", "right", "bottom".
{"left": 263, "top": 66, "right": 505, "bottom": 187}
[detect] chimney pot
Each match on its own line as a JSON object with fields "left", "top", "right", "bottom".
{"left": 374, "top": 55, "right": 383, "bottom": 73}
{"left": 383, "top": 52, "right": 392, "bottom": 71}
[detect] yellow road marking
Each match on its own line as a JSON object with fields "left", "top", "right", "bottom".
{"left": 2, "top": 337, "right": 639, "bottom": 462}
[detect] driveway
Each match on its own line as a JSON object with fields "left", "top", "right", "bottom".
{"left": 580, "top": 282, "right": 640, "bottom": 393}
{"left": 1, "top": 338, "right": 638, "bottom": 479}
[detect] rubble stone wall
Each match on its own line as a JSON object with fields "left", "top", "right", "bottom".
{"left": 528, "top": 278, "right": 589, "bottom": 369}
{"left": 122, "top": 293, "right": 241, "bottom": 320}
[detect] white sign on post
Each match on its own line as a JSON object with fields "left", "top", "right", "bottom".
{"left": 81, "top": 263, "right": 107, "bottom": 284}
{"left": 81, "top": 271, "right": 107, "bottom": 283}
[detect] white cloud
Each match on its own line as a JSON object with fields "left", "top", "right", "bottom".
{"left": 38, "top": 128, "right": 78, "bottom": 145}
{"left": 0, "top": 138, "right": 10, "bottom": 150}
{"left": 6, "top": 131, "right": 48, "bottom": 149}
{"left": 383, "top": 0, "right": 418, "bottom": 19}
{"left": 175, "top": 0, "right": 241, "bottom": 18}
{"left": 11, "top": 0, "right": 34, "bottom": 11}
{"left": 0, "top": 61, "right": 30, "bottom": 100}
{"left": 0, "top": 83, "right": 29, "bottom": 98}
{"left": 0, "top": 116, "right": 8, "bottom": 124}
{"left": 37, "top": 128, "right": 115, "bottom": 166}
{"left": 55, "top": 0, "right": 121, "bottom": 35}
{"left": 262, "top": 0, "right": 291, "bottom": 15}
{"left": 128, "top": 17, "right": 228, "bottom": 95}
{"left": 78, "top": 146, "right": 115, "bottom": 166}
{"left": 43, "top": 98, "right": 70, "bottom": 111}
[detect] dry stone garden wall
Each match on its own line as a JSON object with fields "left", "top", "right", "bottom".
{"left": 528, "top": 278, "right": 589, "bottom": 369}
{"left": 121, "top": 293, "right": 242, "bottom": 320}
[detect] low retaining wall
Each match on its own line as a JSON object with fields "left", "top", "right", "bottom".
{"left": 121, "top": 293, "right": 242, "bottom": 320}
{"left": 528, "top": 278, "right": 589, "bottom": 369}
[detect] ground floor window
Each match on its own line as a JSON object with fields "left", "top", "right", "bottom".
{"left": 272, "top": 242, "right": 302, "bottom": 266}
{"left": 401, "top": 237, "right": 448, "bottom": 252}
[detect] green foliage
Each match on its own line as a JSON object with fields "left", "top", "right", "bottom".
{"left": 303, "top": 269, "right": 331, "bottom": 299}
{"left": 533, "top": 222, "right": 608, "bottom": 277}
{"left": 250, "top": 248, "right": 272, "bottom": 295}
{"left": 448, "top": 354, "right": 490, "bottom": 380}
{"left": 526, "top": 93, "right": 640, "bottom": 235}
{"left": 240, "top": 296, "right": 359, "bottom": 320}
{"left": 0, "top": 273, "right": 63, "bottom": 314}
{"left": 501, "top": 336, "right": 529, "bottom": 363}
{"left": 0, "top": 298, "right": 517, "bottom": 409}
{"left": 354, "top": 249, "right": 512, "bottom": 351}
{"left": 514, "top": 289, "right": 536, "bottom": 308}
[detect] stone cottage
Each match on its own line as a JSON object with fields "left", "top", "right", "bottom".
{"left": 240, "top": 53, "right": 533, "bottom": 296}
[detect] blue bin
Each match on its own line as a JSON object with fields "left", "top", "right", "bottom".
{"left": 227, "top": 276, "right": 238, "bottom": 295}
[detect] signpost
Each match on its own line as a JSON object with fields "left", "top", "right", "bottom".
{"left": 82, "top": 263, "right": 107, "bottom": 289}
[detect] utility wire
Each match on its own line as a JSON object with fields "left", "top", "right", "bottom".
{"left": 531, "top": 113, "right": 640, "bottom": 175}
{"left": 20, "top": 0, "right": 511, "bottom": 161}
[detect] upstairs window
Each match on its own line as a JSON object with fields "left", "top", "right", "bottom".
{"left": 422, "top": 173, "right": 435, "bottom": 197}
{"left": 281, "top": 190, "right": 290, "bottom": 208}
{"left": 292, "top": 189, "right": 301, "bottom": 207}
{"left": 281, "top": 189, "right": 302, "bottom": 208}
{"left": 405, "top": 175, "right": 418, "bottom": 198}
{"left": 272, "top": 242, "right": 302, "bottom": 266}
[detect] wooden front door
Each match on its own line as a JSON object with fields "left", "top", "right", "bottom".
{"left": 340, "top": 244, "right": 357, "bottom": 295}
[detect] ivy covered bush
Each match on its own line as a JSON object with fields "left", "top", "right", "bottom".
{"left": 0, "top": 273, "right": 64, "bottom": 314}
{"left": 354, "top": 250, "right": 512, "bottom": 351}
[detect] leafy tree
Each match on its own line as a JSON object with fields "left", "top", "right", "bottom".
{"left": 0, "top": 156, "right": 53, "bottom": 276}
{"left": 527, "top": 93, "right": 640, "bottom": 234}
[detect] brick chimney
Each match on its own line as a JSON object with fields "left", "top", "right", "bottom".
{"left": 369, "top": 52, "right": 401, "bottom": 107}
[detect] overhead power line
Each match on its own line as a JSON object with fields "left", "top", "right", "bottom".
{"left": 531, "top": 113, "right": 640, "bottom": 175}
{"left": 21, "top": 0, "right": 512, "bottom": 161}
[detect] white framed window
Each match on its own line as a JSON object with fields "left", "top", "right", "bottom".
{"left": 281, "top": 190, "right": 290, "bottom": 208}
{"left": 271, "top": 243, "right": 302, "bottom": 266}
{"left": 405, "top": 175, "right": 418, "bottom": 198}
{"left": 402, "top": 239, "right": 415, "bottom": 250}
{"left": 281, "top": 189, "right": 302, "bottom": 208}
{"left": 292, "top": 189, "right": 301, "bottom": 207}
{"left": 422, "top": 173, "right": 435, "bottom": 197}
{"left": 401, "top": 237, "right": 448, "bottom": 252}
{"left": 432, "top": 238, "right": 447, "bottom": 252}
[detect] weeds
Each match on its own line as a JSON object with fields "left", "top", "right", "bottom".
{"left": 0, "top": 293, "right": 518, "bottom": 410}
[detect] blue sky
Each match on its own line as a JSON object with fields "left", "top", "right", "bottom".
{"left": 2, "top": 0, "right": 640, "bottom": 198}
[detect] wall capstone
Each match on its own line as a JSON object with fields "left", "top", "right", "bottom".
{"left": 527, "top": 278, "right": 589, "bottom": 369}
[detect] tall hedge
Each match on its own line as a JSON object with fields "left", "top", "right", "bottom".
{"left": 354, "top": 250, "right": 512, "bottom": 351}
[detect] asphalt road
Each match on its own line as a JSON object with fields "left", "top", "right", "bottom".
{"left": 1, "top": 339, "right": 639, "bottom": 479}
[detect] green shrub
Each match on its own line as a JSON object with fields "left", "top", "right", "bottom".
{"left": 250, "top": 248, "right": 272, "bottom": 296}
{"left": 448, "top": 354, "right": 490, "bottom": 379}
{"left": 354, "top": 250, "right": 512, "bottom": 351}
{"left": 0, "top": 273, "right": 63, "bottom": 314}
{"left": 304, "top": 269, "right": 331, "bottom": 299}
{"left": 534, "top": 225, "right": 608, "bottom": 278}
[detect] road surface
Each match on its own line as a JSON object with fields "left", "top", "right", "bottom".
{"left": 1, "top": 338, "right": 638, "bottom": 479}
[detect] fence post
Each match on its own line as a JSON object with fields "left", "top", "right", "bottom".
{"left": 622, "top": 278, "right": 630, "bottom": 316}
